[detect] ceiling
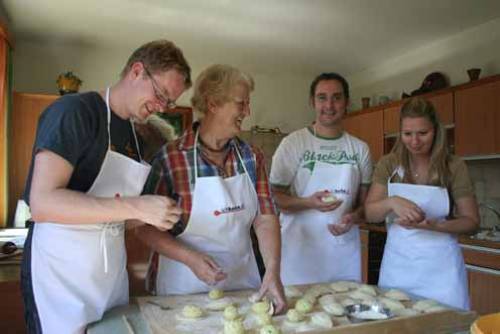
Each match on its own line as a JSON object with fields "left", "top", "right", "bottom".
{"left": 3, "top": 0, "right": 500, "bottom": 75}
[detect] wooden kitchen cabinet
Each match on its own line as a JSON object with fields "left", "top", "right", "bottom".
{"left": 462, "top": 244, "right": 500, "bottom": 315}
{"left": 455, "top": 79, "right": 500, "bottom": 156}
{"left": 360, "top": 229, "right": 369, "bottom": 284}
{"left": 9, "top": 92, "right": 58, "bottom": 224}
{"left": 383, "top": 91, "right": 454, "bottom": 136}
{"left": 344, "top": 110, "right": 384, "bottom": 161}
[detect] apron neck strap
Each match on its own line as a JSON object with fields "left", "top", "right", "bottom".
{"left": 193, "top": 129, "right": 250, "bottom": 179}
{"left": 105, "top": 87, "right": 144, "bottom": 162}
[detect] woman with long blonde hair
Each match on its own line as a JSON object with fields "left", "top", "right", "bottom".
{"left": 364, "top": 97, "right": 479, "bottom": 309}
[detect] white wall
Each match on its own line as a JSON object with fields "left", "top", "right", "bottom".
{"left": 12, "top": 39, "right": 314, "bottom": 133}
{"left": 347, "top": 17, "right": 500, "bottom": 111}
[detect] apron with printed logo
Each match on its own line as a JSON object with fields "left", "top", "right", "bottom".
{"left": 29, "top": 88, "right": 151, "bottom": 333}
{"left": 280, "top": 142, "right": 362, "bottom": 285}
{"left": 154, "top": 131, "right": 261, "bottom": 295}
{"left": 378, "top": 167, "right": 469, "bottom": 309}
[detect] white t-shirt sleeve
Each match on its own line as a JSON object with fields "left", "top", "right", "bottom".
{"left": 269, "top": 134, "right": 300, "bottom": 188}
{"left": 358, "top": 142, "right": 373, "bottom": 185}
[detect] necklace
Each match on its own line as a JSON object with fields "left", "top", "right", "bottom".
{"left": 199, "top": 136, "right": 229, "bottom": 153}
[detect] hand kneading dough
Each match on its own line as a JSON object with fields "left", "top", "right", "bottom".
{"left": 224, "top": 319, "right": 245, "bottom": 334}
{"left": 384, "top": 289, "right": 410, "bottom": 301}
{"left": 259, "top": 324, "right": 281, "bottom": 334}
{"left": 321, "top": 302, "right": 344, "bottom": 316}
{"left": 310, "top": 312, "right": 334, "bottom": 328}
{"left": 295, "top": 298, "right": 313, "bottom": 313}
{"left": 181, "top": 305, "right": 204, "bottom": 319}
{"left": 256, "top": 313, "right": 273, "bottom": 326}
{"left": 286, "top": 309, "right": 305, "bottom": 322}
{"left": 206, "top": 297, "right": 233, "bottom": 311}
{"left": 209, "top": 289, "right": 224, "bottom": 300}
{"left": 224, "top": 305, "right": 240, "bottom": 320}
{"left": 284, "top": 285, "right": 303, "bottom": 298}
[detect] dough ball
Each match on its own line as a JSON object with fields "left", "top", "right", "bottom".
{"left": 208, "top": 289, "right": 224, "bottom": 300}
{"left": 248, "top": 292, "right": 261, "bottom": 303}
{"left": 284, "top": 285, "right": 303, "bottom": 299}
{"left": 295, "top": 298, "right": 313, "bottom": 314}
{"left": 378, "top": 297, "right": 405, "bottom": 311}
{"left": 392, "top": 308, "right": 420, "bottom": 317}
{"left": 321, "top": 194, "right": 338, "bottom": 203}
{"left": 286, "top": 309, "right": 305, "bottom": 322}
{"left": 330, "top": 281, "right": 358, "bottom": 293}
{"left": 321, "top": 302, "right": 344, "bottom": 316}
{"left": 255, "top": 313, "right": 273, "bottom": 326}
{"left": 259, "top": 324, "right": 281, "bottom": 334}
{"left": 252, "top": 301, "right": 271, "bottom": 314}
{"left": 384, "top": 289, "right": 410, "bottom": 301}
{"left": 223, "top": 305, "right": 240, "bottom": 320}
{"left": 412, "top": 299, "right": 439, "bottom": 312}
{"left": 310, "top": 312, "right": 334, "bottom": 328}
{"left": 340, "top": 298, "right": 357, "bottom": 307}
{"left": 318, "top": 294, "right": 336, "bottom": 307}
{"left": 349, "top": 289, "right": 376, "bottom": 302}
{"left": 358, "top": 284, "right": 377, "bottom": 297}
{"left": 182, "top": 305, "right": 204, "bottom": 319}
{"left": 223, "top": 319, "right": 245, "bottom": 334}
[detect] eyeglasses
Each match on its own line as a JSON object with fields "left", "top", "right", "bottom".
{"left": 143, "top": 66, "right": 177, "bottom": 110}
{"left": 230, "top": 98, "right": 250, "bottom": 110}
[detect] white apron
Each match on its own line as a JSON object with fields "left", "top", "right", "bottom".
{"left": 280, "top": 156, "right": 362, "bottom": 286}
{"left": 30, "top": 88, "right": 151, "bottom": 333}
{"left": 378, "top": 167, "right": 469, "bottom": 309}
{"left": 154, "top": 131, "right": 261, "bottom": 295}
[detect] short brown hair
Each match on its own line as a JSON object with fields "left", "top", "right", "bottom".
{"left": 121, "top": 39, "right": 192, "bottom": 88}
{"left": 191, "top": 64, "right": 254, "bottom": 115}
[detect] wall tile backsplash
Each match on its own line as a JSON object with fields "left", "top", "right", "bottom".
{"left": 466, "top": 159, "right": 500, "bottom": 229}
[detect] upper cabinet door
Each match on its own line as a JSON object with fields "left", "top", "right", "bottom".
{"left": 343, "top": 110, "right": 384, "bottom": 162}
{"left": 383, "top": 92, "right": 454, "bottom": 136}
{"left": 455, "top": 80, "right": 500, "bottom": 156}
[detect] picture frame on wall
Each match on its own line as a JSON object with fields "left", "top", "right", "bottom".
{"left": 158, "top": 106, "right": 193, "bottom": 137}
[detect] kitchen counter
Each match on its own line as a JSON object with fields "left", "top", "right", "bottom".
{"left": 358, "top": 223, "right": 500, "bottom": 249}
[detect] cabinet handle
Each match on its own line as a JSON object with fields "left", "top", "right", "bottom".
{"left": 460, "top": 243, "right": 500, "bottom": 255}
{"left": 466, "top": 264, "right": 500, "bottom": 275}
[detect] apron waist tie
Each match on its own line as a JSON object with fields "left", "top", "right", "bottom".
{"left": 100, "top": 222, "right": 124, "bottom": 274}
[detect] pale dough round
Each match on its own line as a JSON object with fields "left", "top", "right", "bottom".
{"left": 181, "top": 305, "right": 204, "bottom": 319}
{"left": 286, "top": 309, "right": 305, "bottom": 322}
{"left": 384, "top": 289, "right": 410, "bottom": 301}
{"left": 330, "top": 281, "right": 358, "bottom": 293}
{"left": 340, "top": 298, "right": 357, "bottom": 307}
{"left": 259, "top": 324, "right": 281, "bottom": 334}
{"left": 223, "top": 319, "right": 245, "bottom": 334}
{"left": 349, "top": 289, "right": 376, "bottom": 302}
{"left": 310, "top": 312, "right": 334, "bottom": 328}
{"left": 412, "top": 299, "right": 439, "bottom": 312}
{"left": 209, "top": 289, "right": 224, "bottom": 300}
{"left": 295, "top": 298, "right": 313, "bottom": 314}
{"left": 318, "top": 294, "right": 336, "bottom": 307}
{"left": 284, "top": 285, "right": 303, "bottom": 299}
{"left": 321, "top": 302, "right": 344, "bottom": 316}
{"left": 255, "top": 313, "right": 273, "bottom": 326}
{"left": 321, "top": 194, "right": 338, "bottom": 203}
{"left": 358, "top": 284, "right": 377, "bottom": 297}
{"left": 378, "top": 297, "right": 406, "bottom": 311}
{"left": 252, "top": 301, "right": 271, "bottom": 314}
{"left": 223, "top": 305, "right": 240, "bottom": 320}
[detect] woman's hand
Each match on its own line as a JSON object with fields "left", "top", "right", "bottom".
{"left": 327, "top": 212, "right": 355, "bottom": 236}
{"left": 255, "top": 270, "right": 287, "bottom": 315}
{"left": 390, "top": 196, "right": 425, "bottom": 223}
{"left": 185, "top": 251, "right": 227, "bottom": 286}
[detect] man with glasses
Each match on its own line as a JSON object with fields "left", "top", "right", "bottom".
{"left": 270, "top": 72, "right": 373, "bottom": 285}
{"left": 21, "top": 40, "right": 191, "bottom": 334}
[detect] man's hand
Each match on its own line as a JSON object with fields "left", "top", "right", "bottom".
{"left": 255, "top": 271, "right": 287, "bottom": 315}
{"left": 308, "top": 190, "right": 343, "bottom": 212}
{"left": 327, "top": 212, "right": 355, "bottom": 236}
{"left": 130, "top": 195, "right": 182, "bottom": 231}
{"left": 185, "top": 251, "right": 227, "bottom": 286}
